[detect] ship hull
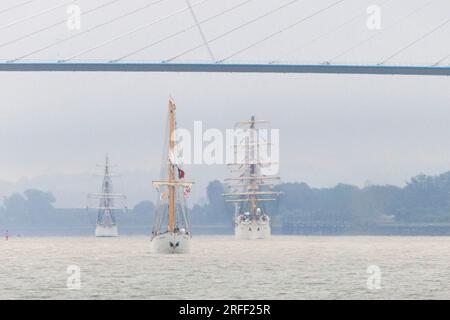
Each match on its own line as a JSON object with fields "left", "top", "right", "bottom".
{"left": 151, "top": 232, "right": 191, "bottom": 254}
{"left": 235, "top": 220, "right": 271, "bottom": 240}
{"left": 95, "top": 225, "right": 118, "bottom": 237}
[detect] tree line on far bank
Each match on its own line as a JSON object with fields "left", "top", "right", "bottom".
{"left": 2, "top": 171, "right": 450, "bottom": 230}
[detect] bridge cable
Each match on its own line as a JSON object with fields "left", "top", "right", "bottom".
{"left": 185, "top": 0, "right": 215, "bottom": 62}
{"left": 60, "top": 0, "right": 211, "bottom": 62}
{"left": 217, "top": 0, "right": 346, "bottom": 63}
{"left": 0, "top": 0, "right": 121, "bottom": 50}
{"left": 0, "top": 0, "right": 77, "bottom": 33}
{"left": 433, "top": 52, "right": 450, "bottom": 66}
{"left": 0, "top": 0, "right": 37, "bottom": 16}
{"left": 328, "top": 0, "right": 437, "bottom": 64}
{"left": 380, "top": 16, "right": 450, "bottom": 64}
{"left": 112, "top": 0, "right": 254, "bottom": 62}
{"left": 8, "top": 0, "right": 168, "bottom": 62}
{"left": 165, "top": 0, "right": 301, "bottom": 63}
{"left": 269, "top": 0, "right": 393, "bottom": 64}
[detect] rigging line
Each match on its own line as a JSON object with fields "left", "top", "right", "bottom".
{"left": 380, "top": 16, "right": 450, "bottom": 65}
{"left": 186, "top": 0, "right": 215, "bottom": 62}
{"left": 112, "top": 0, "right": 253, "bottom": 62}
{"left": 0, "top": 0, "right": 121, "bottom": 50}
{"left": 8, "top": 0, "right": 165, "bottom": 62}
{"left": 0, "top": 0, "right": 36, "bottom": 16}
{"left": 217, "top": 0, "right": 346, "bottom": 63}
{"left": 328, "top": 0, "right": 437, "bottom": 63}
{"left": 269, "top": 0, "right": 393, "bottom": 64}
{"left": 165, "top": 0, "right": 301, "bottom": 63}
{"left": 0, "top": 0, "right": 76, "bottom": 33}
{"left": 61, "top": 0, "right": 211, "bottom": 62}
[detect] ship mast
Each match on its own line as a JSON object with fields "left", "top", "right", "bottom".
{"left": 249, "top": 116, "right": 257, "bottom": 214}
{"left": 168, "top": 99, "right": 176, "bottom": 233}
{"left": 102, "top": 154, "right": 112, "bottom": 219}
{"left": 87, "top": 154, "right": 127, "bottom": 226}
{"left": 223, "top": 116, "right": 281, "bottom": 213}
{"left": 151, "top": 98, "right": 194, "bottom": 237}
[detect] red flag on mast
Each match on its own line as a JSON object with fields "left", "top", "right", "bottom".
{"left": 178, "top": 168, "right": 185, "bottom": 179}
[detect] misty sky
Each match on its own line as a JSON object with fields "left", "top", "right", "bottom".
{"left": 0, "top": 0, "right": 449, "bottom": 206}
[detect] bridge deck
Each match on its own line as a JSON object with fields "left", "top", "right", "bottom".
{"left": 0, "top": 62, "right": 448, "bottom": 76}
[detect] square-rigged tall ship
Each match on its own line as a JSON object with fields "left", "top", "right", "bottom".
{"left": 151, "top": 99, "right": 194, "bottom": 254}
{"left": 86, "top": 154, "right": 127, "bottom": 237}
{"left": 223, "top": 116, "right": 281, "bottom": 240}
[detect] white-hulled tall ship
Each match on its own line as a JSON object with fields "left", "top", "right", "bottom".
{"left": 151, "top": 99, "right": 194, "bottom": 254}
{"left": 87, "top": 154, "right": 127, "bottom": 237}
{"left": 223, "top": 116, "right": 281, "bottom": 240}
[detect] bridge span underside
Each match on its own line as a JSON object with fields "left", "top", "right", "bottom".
{"left": 0, "top": 62, "right": 448, "bottom": 76}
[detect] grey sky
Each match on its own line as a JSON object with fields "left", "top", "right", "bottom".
{"left": 0, "top": 0, "right": 449, "bottom": 206}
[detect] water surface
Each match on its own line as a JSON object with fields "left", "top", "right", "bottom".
{"left": 2, "top": 236, "right": 449, "bottom": 299}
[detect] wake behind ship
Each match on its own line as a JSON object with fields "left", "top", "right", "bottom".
{"left": 151, "top": 99, "right": 194, "bottom": 254}
{"left": 223, "top": 116, "right": 281, "bottom": 240}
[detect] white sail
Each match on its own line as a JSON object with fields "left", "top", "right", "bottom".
{"left": 223, "top": 116, "right": 281, "bottom": 240}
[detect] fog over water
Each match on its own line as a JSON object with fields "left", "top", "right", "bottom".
{"left": 1, "top": 0, "right": 449, "bottom": 206}
{"left": 1, "top": 1, "right": 450, "bottom": 302}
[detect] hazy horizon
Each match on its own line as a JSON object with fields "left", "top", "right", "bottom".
{"left": 1, "top": 0, "right": 450, "bottom": 206}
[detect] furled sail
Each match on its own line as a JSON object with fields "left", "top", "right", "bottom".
{"left": 151, "top": 99, "right": 194, "bottom": 238}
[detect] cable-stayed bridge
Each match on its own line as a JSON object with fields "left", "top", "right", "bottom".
{"left": 0, "top": 0, "right": 448, "bottom": 75}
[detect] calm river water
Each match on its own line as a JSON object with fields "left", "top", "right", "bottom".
{"left": 2, "top": 236, "right": 450, "bottom": 299}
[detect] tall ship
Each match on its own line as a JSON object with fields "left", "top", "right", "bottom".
{"left": 223, "top": 116, "right": 281, "bottom": 240}
{"left": 87, "top": 154, "right": 127, "bottom": 237}
{"left": 151, "top": 99, "right": 194, "bottom": 254}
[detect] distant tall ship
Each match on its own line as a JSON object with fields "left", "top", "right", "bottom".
{"left": 87, "top": 154, "right": 127, "bottom": 237}
{"left": 224, "top": 116, "right": 281, "bottom": 240}
{"left": 151, "top": 99, "right": 194, "bottom": 254}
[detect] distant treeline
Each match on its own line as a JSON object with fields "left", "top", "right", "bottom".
{"left": 276, "top": 172, "right": 450, "bottom": 224}
{"left": 0, "top": 189, "right": 155, "bottom": 235}
{"left": 2, "top": 171, "right": 450, "bottom": 235}
{"left": 195, "top": 172, "right": 450, "bottom": 225}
